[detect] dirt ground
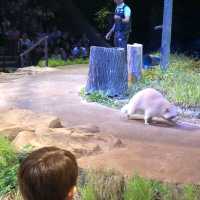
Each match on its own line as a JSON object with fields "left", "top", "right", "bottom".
{"left": 1, "top": 65, "right": 200, "bottom": 184}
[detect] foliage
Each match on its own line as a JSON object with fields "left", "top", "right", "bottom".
{"left": 95, "top": 7, "right": 112, "bottom": 31}
{"left": 77, "top": 171, "right": 200, "bottom": 200}
{"left": 16, "top": 144, "right": 33, "bottom": 163}
{"left": 80, "top": 88, "right": 122, "bottom": 108}
{"left": 0, "top": 189, "right": 22, "bottom": 200}
{"left": 182, "top": 184, "right": 200, "bottom": 200}
{"left": 79, "top": 184, "right": 96, "bottom": 200}
{"left": 38, "top": 58, "right": 89, "bottom": 68}
{"left": 0, "top": 137, "right": 19, "bottom": 196}
{"left": 1, "top": 161, "right": 200, "bottom": 200}
{"left": 129, "top": 54, "right": 200, "bottom": 108}
{"left": 78, "top": 169, "right": 125, "bottom": 200}
{"left": 0, "top": 137, "right": 32, "bottom": 197}
{"left": 124, "top": 175, "right": 172, "bottom": 200}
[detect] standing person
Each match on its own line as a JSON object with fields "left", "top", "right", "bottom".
{"left": 18, "top": 146, "right": 78, "bottom": 200}
{"left": 106, "top": 0, "right": 132, "bottom": 49}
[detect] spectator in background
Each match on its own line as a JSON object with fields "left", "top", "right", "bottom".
{"left": 19, "top": 33, "right": 32, "bottom": 51}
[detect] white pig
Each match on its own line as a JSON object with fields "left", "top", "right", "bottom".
{"left": 121, "top": 88, "right": 178, "bottom": 125}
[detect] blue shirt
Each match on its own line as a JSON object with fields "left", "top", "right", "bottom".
{"left": 116, "top": 3, "right": 131, "bottom": 18}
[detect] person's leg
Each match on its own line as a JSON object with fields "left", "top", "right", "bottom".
{"left": 114, "top": 32, "right": 121, "bottom": 47}
{"left": 114, "top": 32, "right": 129, "bottom": 49}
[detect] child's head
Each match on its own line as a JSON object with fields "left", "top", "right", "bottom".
{"left": 18, "top": 146, "right": 78, "bottom": 200}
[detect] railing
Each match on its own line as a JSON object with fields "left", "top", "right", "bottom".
{"left": 20, "top": 35, "right": 48, "bottom": 67}
{"left": 0, "top": 36, "right": 19, "bottom": 69}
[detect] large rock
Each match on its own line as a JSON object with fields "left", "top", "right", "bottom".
{"left": 0, "top": 108, "right": 125, "bottom": 159}
{"left": 0, "top": 109, "right": 63, "bottom": 130}
{"left": 12, "top": 127, "right": 125, "bottom": 158}
{"left": 0, "top": 125, "right": 26, "bottom": 140}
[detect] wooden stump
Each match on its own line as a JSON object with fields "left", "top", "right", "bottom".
{"left": 86, "top": 46, "right": 128, "bottom": 97}
{"left": 127, "top": 43, "right": 143, "bottom": 84}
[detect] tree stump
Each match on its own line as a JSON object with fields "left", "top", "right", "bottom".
{"left": 86, "top": 46, "right": 128, "bottom": 97}
{"left": 127, "top": 43, "right": 143, "bottom": 84}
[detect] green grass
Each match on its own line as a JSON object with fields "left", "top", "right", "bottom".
{"left": 0, "top": 137, "right": 32, "bottom": 197}
{"left": 38, "top": 58, "right": 89, "bottom": 68}
{"left": 124, "top": 175, "right": 173, "bottom": 200}
{"left": 0, "top": 136, "right": 19, "bottom": 196}
{"left": 1, "top": 136, "right": 200, "bottom": 200}
{"left": 129, "top": 54, "right": 200, "bottom": 108}
{"left": 79, "top": 54, "right": 200, "bottom": 109}
{"left": 77, "top": 171, "right": 200, "bottom": 200}
{"left": 182, "top": 184, "right": 200, "bottom": 200}
{"left": 78, "top": 169, "right": 125, "bottom": 200}
{"left": 80, "top": 88, "right": 123, "bottom": 109}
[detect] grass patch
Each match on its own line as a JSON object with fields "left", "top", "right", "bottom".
{"left": 78, "top": 169, "right": 125, "bottom": 200}
{"left": 124, "top": 175, "right": 172, "bottom": 200}
{"left": 0, "top": 136, "right": 19, "bottom": 196}
{"left": 1, "top": 148, "right": 200, "bottom": 200}
{"left": 80, "top": 88, "right": 122, "bottom": 108}
{"left": 182, "top": 184, "right": 200, "bottom": 200}
{"left": 79, "top": 54, "right": 200, "bottom": 109}
{"left": 76, "top": 170, "right": 200, "bottom": 200}
{"left": 129, "top": 54, "right": 200, "bottom": 108}
{"left": 0, "top": 137, "right": 32, "bottom": 197}
{"left": 1, "top": 136, "right": 200, "bottom": 200}
{"left": 38, "top": 58, "right": 89, "bottom": 68}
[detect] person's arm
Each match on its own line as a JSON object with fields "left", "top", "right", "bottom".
{"left": 110, "top": 24, "right": 115, "bottom": 32}
{"left": 105, "top": 24, "right": 115, "bottom": 40}
{"left": 122, "top": 16, "right": 130, "bottom": 23}
{"left": 123, "top": 6, "right": 131, "bottom": 23}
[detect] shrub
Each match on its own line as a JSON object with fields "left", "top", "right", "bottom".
{"left": 124, "top": 175, "right": 176, "bottom": 200}
{"left": 0, "top": 136, "right": 19, "bottom": 196}
{"left": 0, "top": 137, "right": 33, "bottom": 197}
{"left": 182, "top": 184, "right": 200, "bottom": 200}
{"left": 79, "top": 169, "right": 125, "bottom": 200}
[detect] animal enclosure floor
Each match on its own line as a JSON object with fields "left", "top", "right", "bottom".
{"left": 0, "top": 65, "right": 200, "bottom": 184}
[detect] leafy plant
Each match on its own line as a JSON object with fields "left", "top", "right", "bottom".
{"left": 80, "top": 88, "right": 122, "bottom": 108}
{"left": 0, "top": 137, "right": 33, "bottom": 197}
{"left": 79, "top": 169, "right": 125, "bottom": 200}
{"left": 95, "top": 7, "right": 112, "bottom": 31}
{"left": 182, "top": 184, "right": 200, "bottom": 200}
{"left": 0, "top": 137, "right": 19, "bottom": 196}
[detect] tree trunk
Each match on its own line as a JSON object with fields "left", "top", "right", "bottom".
{"left": 127, "top": 43, "right": 143, "bottom": 83}
{"left": 86, "top": 46, "right": 128, "bottom": 97}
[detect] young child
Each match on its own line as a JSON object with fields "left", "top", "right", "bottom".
{"left": 18, "top": 146, "right": 78, "bottom": 200}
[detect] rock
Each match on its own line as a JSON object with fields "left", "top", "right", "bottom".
{"left": 0, "top": 109, "right": 63, "bottom": 129}
{"left": 48, "top": 118, "right": 63, "bottom": 128}
{"left": 12, "top": 126, "right": 123, "bottom": 158}
{"left": 1, "top": 108, "right": 124, "bottom": 159}
{"left": 73, "top": 124, "right": 100, "bottom": 133}
{"left": 112, "top": 139, "right": 125, "bottom": 148}
{"left": 0, "top": 125, "right": 26, "bottom": 141}
{"left": 12, "top": 131, "right": 37, "bottom": 150}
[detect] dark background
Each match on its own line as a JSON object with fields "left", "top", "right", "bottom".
{"left": 74, "top": 0, "right": 200, "bottom": 53}
{"left": 1, "top": 0, "right": 200, "bottom": 54}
